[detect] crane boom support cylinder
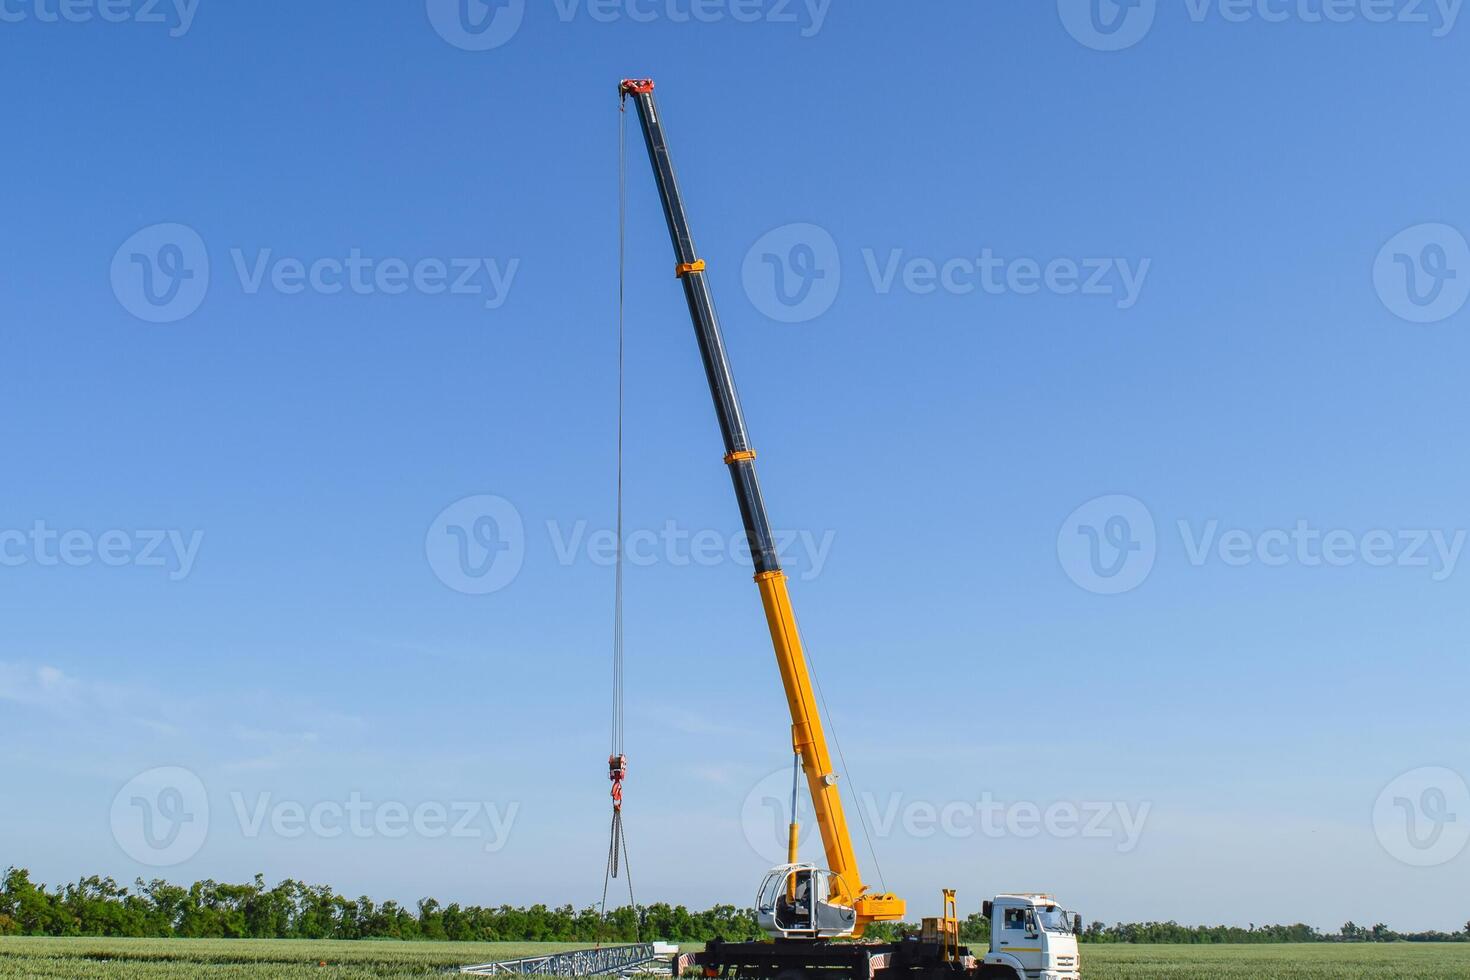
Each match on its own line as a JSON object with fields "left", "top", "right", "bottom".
{"left": 620, "top": 79, "right": 904, "bottom": 934}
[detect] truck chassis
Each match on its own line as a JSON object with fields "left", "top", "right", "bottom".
{"left": 686, "top": 938, "right": 998, "bottom": 980}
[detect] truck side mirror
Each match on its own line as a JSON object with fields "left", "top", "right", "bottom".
{"left": 1073, "top": 914, "right": 1083, "bottom": 936}
{"left": 982, "top": 901, "right": 993, "bottom": 920}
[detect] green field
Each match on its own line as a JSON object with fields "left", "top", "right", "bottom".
{"left": 0, "top": 939, "right": 582, "bottom": 978}
{"left": 1083, "top": 942, "right": 1470, "bottom": 977}
{"left": 1, "top": 938, "right": 1468, "bottom": 978}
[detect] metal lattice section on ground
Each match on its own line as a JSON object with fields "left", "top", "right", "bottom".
{"left": 459, "top": 943, "right": 661, "bottom": 976}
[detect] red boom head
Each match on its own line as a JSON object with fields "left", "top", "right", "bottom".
{"left": 620, "top": 78, "right": 655, "bottom": 95}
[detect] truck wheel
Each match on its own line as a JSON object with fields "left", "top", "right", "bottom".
{"left": 976, "top": 968, "right": 1021, "bottom": 980}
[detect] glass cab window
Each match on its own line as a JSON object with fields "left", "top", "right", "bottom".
{"left": 1003, "top": 907, "right": 1037, "bottom": 935}
{"left": 762, "top": 868, "right": 816, "bottom": 933}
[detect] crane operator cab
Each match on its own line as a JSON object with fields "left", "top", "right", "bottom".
{"left": 756, "top": 864, "right": 858, "bottom": 939}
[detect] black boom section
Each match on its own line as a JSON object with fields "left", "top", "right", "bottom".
{"left": 624, "top": 85, "right": 781, "bottom": 575}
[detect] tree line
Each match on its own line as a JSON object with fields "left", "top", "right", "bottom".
{"left": 1077, "top": 920, "right": 1470, "bottom": 945}
{"left": 0, "top": 870, "right": 757, "bottom": 943}
{"left": 1, "top": 870, "right": 1465, "bottom": 945}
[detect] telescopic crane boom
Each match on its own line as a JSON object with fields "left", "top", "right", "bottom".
{"left": 619, "top": 78, "right": 904, "bottom": 939}
{"left": 620, "top": 77, "right": 1083, "bottom": 980}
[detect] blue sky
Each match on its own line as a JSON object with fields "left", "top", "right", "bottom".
{"left": 2, "top": 1, "right": 1468, "bottom": 932}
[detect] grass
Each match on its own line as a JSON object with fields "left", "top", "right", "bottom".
{"left": 1081, "top": 942, "right": 1470, "bottom": 978}
{"left": 0, "top": 938, "right": 586, "bottom": 978}
{"left": 0, "top": 938, "right": 1467, "bottom": 978}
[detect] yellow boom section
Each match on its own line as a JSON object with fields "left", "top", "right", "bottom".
{"left": 755, "top": 570, "right": 906, "bottom": 934}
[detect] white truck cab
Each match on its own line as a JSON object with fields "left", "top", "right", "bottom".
{"left": 981, "top": 894, "right": 1081, "bottom": 980}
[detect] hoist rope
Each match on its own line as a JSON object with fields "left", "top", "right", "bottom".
{"left": 611, "top": 87, "right": 627, "bottom": 763}
{"left": 599, "top": 92, "right": 637, "bottom": 944}
{"left": 798, "top": 621, "right": 888, "bottom": 895}
{"left": 599, "top": 807, "right": 634, "bottom": 929}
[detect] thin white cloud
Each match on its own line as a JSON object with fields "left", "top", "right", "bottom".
{"left": 220, "top": 726, "right": 323, "bottom": 772}
{"left": 655, "top": 704, "right": 759, "bottom": 739}
{"left": 0, "top": 662, "right": 81, "bottom": 709}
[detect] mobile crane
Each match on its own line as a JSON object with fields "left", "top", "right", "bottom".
{"left": 620, "top": 78, "right": 1083, "bottom": 980}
